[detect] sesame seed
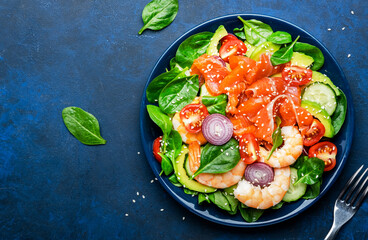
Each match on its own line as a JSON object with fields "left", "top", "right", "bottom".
{"left": 160, "top": 209, "right": 164, "bottom": 212}
{"left": 125, "top": 214, "right": 129, "bottom": 216}
{"left": 142, "top": 195, "right": 145, "bottom": 199}
{"left": 137, "top": 192, "right": 139, "bottom": 196}
{"left": 351, "top": 10, "right": 354, "bottom": 14}
{"left": 137, "top": 152, "right": 140, "bottom": 155}
{"left": 150, "top": 180, "right": 154, "bottom": 183}
{"left": 342, "top": 27, "right": 346, "bottom": 30}
{"left": 347, "top": 54, "right": 351, "bottom": 58}
{"left": 132, "top": 199, "right": 136, "bottom": 203}
{"left": 327, "top": 28, "right": 331, "bottom": 31}
{"left": 182, "top": 217, "right": 186, "bottom": 220}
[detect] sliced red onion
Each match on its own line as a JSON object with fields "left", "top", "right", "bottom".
{"left": 202, "top": 114, "right": 233, "bottom": 145}
{"left": 244, "top": 162, "right": 274, "bottom": 188}
{"left": 212, "top": 55, "right": 226, "bottom": 67}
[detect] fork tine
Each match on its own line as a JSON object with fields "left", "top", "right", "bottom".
{"left": 350, "top": 169, "right": 368, "bottom": 205}
{"left": 353, "top": 179, "right": 368, "bottom": 209}
{"left": 344, "top": 168, "right": 368, "bottom": 203}
{"left": 338, "top": 165, "right": 364, "bottom": 200}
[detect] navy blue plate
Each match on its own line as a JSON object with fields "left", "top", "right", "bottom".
{"left": 140, "top": 14, "right": 354, "bottom": 227}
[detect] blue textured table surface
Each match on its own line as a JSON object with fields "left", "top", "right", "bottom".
{"left": 1, "top": 0, "right": 367, "bottom": 239}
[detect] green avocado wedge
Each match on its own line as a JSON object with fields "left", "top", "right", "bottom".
{"left": 206, "top": 25, "right": 228, "bottom": 56}
{"left": 301, "top": 100, "right": 334, "bottom": 138}
{"left": 173, "top": 145, "right": 216, "bottom": 193}
{"left": 290, "top": 52, "right": 314, "bottom": 68}
{"left": 250, "top": 41, "right": 280, "bottom": 61}
{"left": 309, "top": 71, "right": 340, "bottom": 96}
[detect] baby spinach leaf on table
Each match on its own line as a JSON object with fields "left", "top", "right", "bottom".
{"left": 237, "top": 17, "right": 273, "bottom": 46}
{"left": 168, "top": 173, "right": 182, "bottom": 187}
{"left": 175, "top": 32, "right": 214, "bottom": 68}
{"left": 303, "top": 178, "right": 322, "bottom": 199}
{"left": 267, "top": 31, "right": 292, "bottom": 44}
{"left": 146, "top": 68, "right": 187, "bottom": 103}
{"left": 192, "top": 139, "right": 241, "bottom": 178}
{"left": 294, "top": 42, "right": 324, "bottom": 70}
{"left": 62, "top": 107, "right": 106, "bottom": 145}
{"left": 201, "top": 94, "right": 228, "bottom": 115}
{"left": 233, "top": 27, "right": 246, "bottom": 40}
{"left": 198, "top": 193, "right": 211, "bottom": 205}
{"left": 146, "top": 105, "right": 172, "bottom": 136}
{"left": 267, "top": 117, "right": 283, "bottom": 160}
{"left": 138, "top": 0, "right": 179, "bottom": 34}
{"left": 158, "top": 75, "right": 199, "bottom": 114}
{"left": 331, "top": 89, "right": 347, "bottom": 135}
{"left": 270, "top": 35, "right": 300, "bottom": 65}
{"left": 208, "top": 191, "right": 232, "bottom": 212}
{"left": 238, "top": 204, "right": 264, "bottom": 223}
{"left": 294, "top": 157, "right": 325, "bottom": 185}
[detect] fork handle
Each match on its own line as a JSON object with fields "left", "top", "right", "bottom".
{"left": 325, "top": 223, "right": 341, "bottom": 240}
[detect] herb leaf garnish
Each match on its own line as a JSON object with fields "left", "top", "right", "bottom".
{"left": 267, "top": 116, "right": 283, "bottom": 160}
{"left": 270, "top": 35, "right": 300, "bottom": 65}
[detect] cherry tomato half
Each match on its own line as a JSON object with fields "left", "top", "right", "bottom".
{"left": 282, "top": 66, "right": 313, "bottom": 86}
{"left": 180, "top": 104, "right": 209, "bottom": 133}
{"left": 219, "top": 34, "right": 247, "bottom": 62}
{"left": 153, "top": 136, "right": 163, "bottom": 163}
{"left": 308, "top": 141, "right": 337, "bottom": 171}
{"left": 239, "top": 133, "right": 259, "bottom": 164}
{"left": 300, "top": 119, "right": 325, "bottom": 146}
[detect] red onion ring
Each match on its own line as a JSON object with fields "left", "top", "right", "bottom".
{"left": 202, "top": 114, "right": 233, "bottom": 145}
{"left": 244, "top": 162, "right": 274, "bottom": 187}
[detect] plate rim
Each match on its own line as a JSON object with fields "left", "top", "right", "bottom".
{"left": 139, "top": 13, "right": 355, "bottom": 227}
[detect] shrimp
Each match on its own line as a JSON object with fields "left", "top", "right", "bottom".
{"left": 188, "top": 142, "right": 246, "bottom": 189}
{"left": 258, "top": 126, "right": 303, "bottom": 168}
{"left": 172, "top": 97, "right": 207, "bottom": 145}
{"left": 234, "top": 167, "right": 290, "bottom": 209}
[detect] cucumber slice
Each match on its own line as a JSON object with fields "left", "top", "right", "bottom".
{"left": 310, "top": 71, "right": 340, "bottom": 96}
{"left": 302, "top": 83, "right": 337, "bottom": 115}
{"left": 184, "top": 156, "right": 194, "bottom": 178}
{"left": 283, "top": 168, "right": 307, "bottom": 202}
{"left": 200, "top": 84, "right": 213, "bottom": 97}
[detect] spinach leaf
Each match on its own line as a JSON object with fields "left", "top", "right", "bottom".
{"left": 159, "top": 153, "right": 173, "bottom": 175}
{"left": 331, "top": 89, "right": 347, "bottom": 135}
{"left": 158, "top": 75, "right": 199, "bottom": 114}
{"left": 292, "top": 155, "right": 307, "bottom": 170}
{"left": 146, "top": 105, "right": 172, "bottom": 136}
{"left": 222, "top": 192, "right": 239, "bottom": 215}
{"left": 267, "top": 117, "right": 283, "bottom": 160}
{"left": 238, "top": 17, "right": 273, "bottom": 46}
{"left": 168, "top": 173, "right": 182, "bottom": 187}
{"left": 138, "top": 0, "right": 178, "bottom": 34}
{"left": 169, "top": 57, "right": 184, "bottom": 70}
{"left": 201, "top": 94, "right": 228, "bottom": 115}
{"left": 183, "top": 188, "right": 198, "bottom": 195}
{"left": 270, "top": 36, "right": 300, "bottom": 65}
{"left": 165, "top": 129, "right": 182, "bottom": 164}
{"left": 233, "top": 27, "right": 246, "bottom": 40}
{"left": 62, "top": 107, "right": 106, "bottom": 145}
{"left": 208, "top": 191, "right": 231, "bottom": 212}
{"left": 271, "top": 201, "right": 284, "bottom": 209}
{"left": 294, "top": 157, "right": 325, "bottom": 185}
{"left": 238, "top": 204, "right": 264, "bottom": 223}
{"left": 175, "top": 32, "right": 214, "bottom": 68}
{"left": 146, "top": 68, "right": 187, "bottom": 103}
{"left": 267, "top": 31, "right": 292, "bottom": 44}
{"left": 192, "top": 139, "right": 241, "bottom": 178}
{"left": 198, "top": 193, "right": 211, "bottom": 205}
{"left": 293, "top": 42, "right": 324, "bottom": 70}
{"left": 303, "top": 178, "right": 322, "bottom": 199}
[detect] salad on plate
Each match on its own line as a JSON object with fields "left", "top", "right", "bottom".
{"left": 145, "top": 16, "right": 347, "bottom": 222}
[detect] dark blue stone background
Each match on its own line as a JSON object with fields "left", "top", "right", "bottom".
{"left": 0, "top": 0, "right": 367, "bottom": 239}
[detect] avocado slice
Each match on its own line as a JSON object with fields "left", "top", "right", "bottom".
{"left": 206, "top": 25, "right": 228, "bottom": 56}
{"left": 243, "top": 40, "right": 256, "bottom": 57}
{"left": 173, "top": 146, "right": 216, "bottom": 193}
{"left": 301, "top": 100, "right": 335, "bottom": 138}
{"left": 250, "top": 41, "right": 280, "bottom": 61}
{"left": 309, "top": 71, "right": 340, "bottom": 96}
{"left": 290, "top": 52, "right": 314, "bottom": 68}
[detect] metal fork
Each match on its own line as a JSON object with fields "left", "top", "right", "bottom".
{"left": 325, "top": 165, "right": 368, "bottom": 240}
